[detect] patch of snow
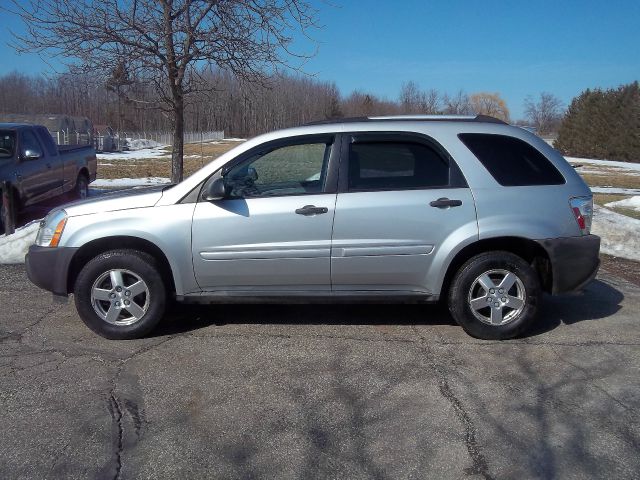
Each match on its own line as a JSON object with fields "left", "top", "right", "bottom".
{"left": 566, "top": 157, "right": 640, "bottom": 172}
{"left": 92, "top": 177, "right": 171, "bottom": 188}
{"left": 224, "top": 138, "right": 246, "bottom": 142}
{"left": 0, "top": 221, "right": 40, "bottom": 264}
{"left": 592, "top": 205, "right": 640, "bottom": 261}
{"left": 605, "top": 196, "right": 640, "bottom": 212}
{"left": 128, "top": 139, "right": 163, "bottom": 150}
{"left": 590, "top": 187, "right": 640, "bottom": 195}
{"left": 97, "top": 148, "right": 169, "bottom": 161}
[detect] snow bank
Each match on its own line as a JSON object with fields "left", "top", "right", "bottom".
{"left": 92, "top": 177, "right": 170, "bottom": 188}
{"left": 0, "top": 221, "right": 40, "bottom": 264}
{"left": 97, "top": 148, "right": 169, "bottom": 161}
{"left": 592, "top": 205, "right": 640, "bottom": 261}
{"left": 567, "top": 157, "right": 640, "bottom": 172}
{"left": 605, "top": 196, "right": 640, "bottom": 212}
{"left": 127, "top": 138, "right": 162, "bottom": 150}
{"left": 590, "top": 187, "right": 640, "bottom": 195}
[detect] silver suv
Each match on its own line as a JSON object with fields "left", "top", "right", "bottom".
{"left": 26, "top": 115, "right": 600, "bottom": 340}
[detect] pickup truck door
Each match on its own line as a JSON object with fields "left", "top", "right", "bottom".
{"left": 330, "top": 133, "right": 478, "bottom": 294}
{"left": 16, "top": 129, "right": 62, "bottom": 205}
{"left": 191, "top": 135, "right": 338, "bottom": 293}
{"left": 35, "top": 126, "right": 67, "bottom": 192}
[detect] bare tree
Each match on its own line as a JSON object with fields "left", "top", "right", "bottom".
{"left": 399, "top": 81, "right": 440, "bottom": 114}
{"left": 8, "top": 0, "right": 318, "bottom": 182}
{"left": 442, "top": 90, "right": 473, "bottom": 115}
{"left": 524, "top": 92, "right": 564, "bottom": 135}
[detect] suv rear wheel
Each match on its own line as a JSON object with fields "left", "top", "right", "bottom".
{"left": 74, "top": 249, "right": 166, "bottom": 339}
{"left": 448, "top": 251, "right": 540, "bottom": 340}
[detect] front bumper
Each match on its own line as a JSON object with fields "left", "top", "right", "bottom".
{"left": 25, "top": 245, "right": 78, "bottom": 296}
{"left": 536, "top": 235, "right": 601, "bottom": 294}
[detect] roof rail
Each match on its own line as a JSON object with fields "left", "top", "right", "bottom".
{"left": 303, "top": 114, "right": 507, "bottom": 126}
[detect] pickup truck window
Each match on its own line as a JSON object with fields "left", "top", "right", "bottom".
{"left": 0, "top": 130, "right": 16, "bottom": 158}
{"left": 35, "top": 126, "right": 58, "bottom": 157}
{"left": 20, "top": 129, "right": 44, "bottom": 159}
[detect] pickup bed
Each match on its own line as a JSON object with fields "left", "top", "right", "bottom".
{"left": 0, "top": 123, "right": 97, "bottom": 231}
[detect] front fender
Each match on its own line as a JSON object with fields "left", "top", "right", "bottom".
{"left": 61, "top": 203, "right": 198, "bottom": 295}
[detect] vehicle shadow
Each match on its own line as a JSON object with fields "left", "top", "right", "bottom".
{"left": 153, "top": 279, "right": 624, "bottom": 338}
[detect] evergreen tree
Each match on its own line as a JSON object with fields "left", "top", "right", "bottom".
{"left": 556, "top": 82, "right": 640, "bottom": 162}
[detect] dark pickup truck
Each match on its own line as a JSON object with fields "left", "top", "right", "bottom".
{"left": 0, "top": 123, "right": 97, "bottom": 231}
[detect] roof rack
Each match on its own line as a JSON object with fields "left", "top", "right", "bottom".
{"left": 303, "top": 114, "right": 507, "bottom": 126}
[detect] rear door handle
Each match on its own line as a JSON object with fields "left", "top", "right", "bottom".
{"left": 295, "top": 205, "right": 328, "bottom": 216}
{"left": 430, "top": 197, "right": 462, "bottom": 208}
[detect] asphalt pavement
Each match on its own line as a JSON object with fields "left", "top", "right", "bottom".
{"left": 1, "top": 263, "right": 639, "bottom": 479}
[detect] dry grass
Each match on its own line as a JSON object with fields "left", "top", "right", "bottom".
{"left": 96, "top": 141, "right": 241, "bottom": 179}
{"left": 579, "top": 173, "right": 640, "bottom": 190}
{"left": 592, "top": 193, "right": 630, "bottom": 206}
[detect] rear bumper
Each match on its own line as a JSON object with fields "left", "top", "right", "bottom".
{"left": 25, "top": 245, "right": 78, "bottom": 296}
{"left": 536, "top": 235, "right": 600, "bottom": 294}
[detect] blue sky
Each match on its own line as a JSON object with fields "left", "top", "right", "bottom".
{"left": 1, "top": 0, "right": 639, "bottom": 119}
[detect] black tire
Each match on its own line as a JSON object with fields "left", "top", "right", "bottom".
{"left": 74, "top": 249, "right": 167, "bottom": 339}
{"left": 75, "top": 172, "right": 89, "bottom": 199}
{"left": 448, "top": 251, "right": 540, "bottom": 340}
{"left": 0, "top": 197, "right": 5, "bottom": 235}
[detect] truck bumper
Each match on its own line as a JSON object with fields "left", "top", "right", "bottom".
{"left": 25, "top": 245, "right": 78, "bottom": 296}
{"left": 536, "top": 235, "right": 601, "bottom": 294}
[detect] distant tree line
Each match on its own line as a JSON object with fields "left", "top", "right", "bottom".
{"left": 0, "top": 71, "right": 518, "bottom": 137}
{"left": 555, "top": 81, "right": 640, "bottom": 162}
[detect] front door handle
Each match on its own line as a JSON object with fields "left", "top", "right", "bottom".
{"left": 295, "top": 205, "right": 328, "bottom": 216}
{"left": 430, "top": 197, "right": 462, "bottom": 208}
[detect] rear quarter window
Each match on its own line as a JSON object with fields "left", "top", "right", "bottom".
{"left": 458, "top": 133, "right": 565, "bottom": 186}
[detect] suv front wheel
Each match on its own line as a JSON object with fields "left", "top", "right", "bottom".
{"left": 448, "top": 251, "right": 540, "bottom": 340}
{"left": 74, "top": 249, "right": 167, "bottom": 339}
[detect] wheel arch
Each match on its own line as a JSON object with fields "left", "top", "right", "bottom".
{"left": 67, "top": 236, "right": 176, "bottom": 295}
{"left": 440, "top": 236, "right": 552, "bottom": 298}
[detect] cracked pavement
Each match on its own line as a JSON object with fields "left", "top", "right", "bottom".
{"left": 1, "top": 263, "right": 639, "bottom": 479}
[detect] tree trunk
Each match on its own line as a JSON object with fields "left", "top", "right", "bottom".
{"left": 171, "top": 98, "right": 185, "bottom": 184}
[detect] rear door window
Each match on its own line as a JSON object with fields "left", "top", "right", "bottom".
{"left": 347, "top": 141, "right": 453, "bottom": 191}
{"left": 458, "top": 133, "right": 565, "bottom": 186}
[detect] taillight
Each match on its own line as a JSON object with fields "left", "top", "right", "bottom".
{"left": 569, "top": 197, "right": 593, "bottom": 235}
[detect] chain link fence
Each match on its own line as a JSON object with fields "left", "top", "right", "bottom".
{"left": 94, "top": 130, "right": 225, "bottom": 152}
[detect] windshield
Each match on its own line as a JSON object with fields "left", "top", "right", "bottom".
{"left": 0, "top": 130, "right": 16, "bottom": 159}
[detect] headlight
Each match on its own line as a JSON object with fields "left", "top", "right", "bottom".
{"left": 35, "top": 210, "right": 68, "bottom": 247}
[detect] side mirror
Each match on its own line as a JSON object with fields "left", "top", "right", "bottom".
{"left": 23, "top": 149, "right": 41, "bottom": 161}
{"left": 202, "top": 177, "right": 228, "bottom": 201}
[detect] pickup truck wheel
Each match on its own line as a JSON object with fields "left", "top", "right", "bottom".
{"left": 75, "top": 173, "right": 89, "bottom": 199}
{"left": 74, "top": 249, "right": 166, "bottom": 339}
{"left": 448, "top": 251, "right": 540, "bottom": 340}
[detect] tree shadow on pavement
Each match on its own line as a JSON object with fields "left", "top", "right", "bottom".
{"left": 153, "top": 278, "right": 624, "bottom": 338}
